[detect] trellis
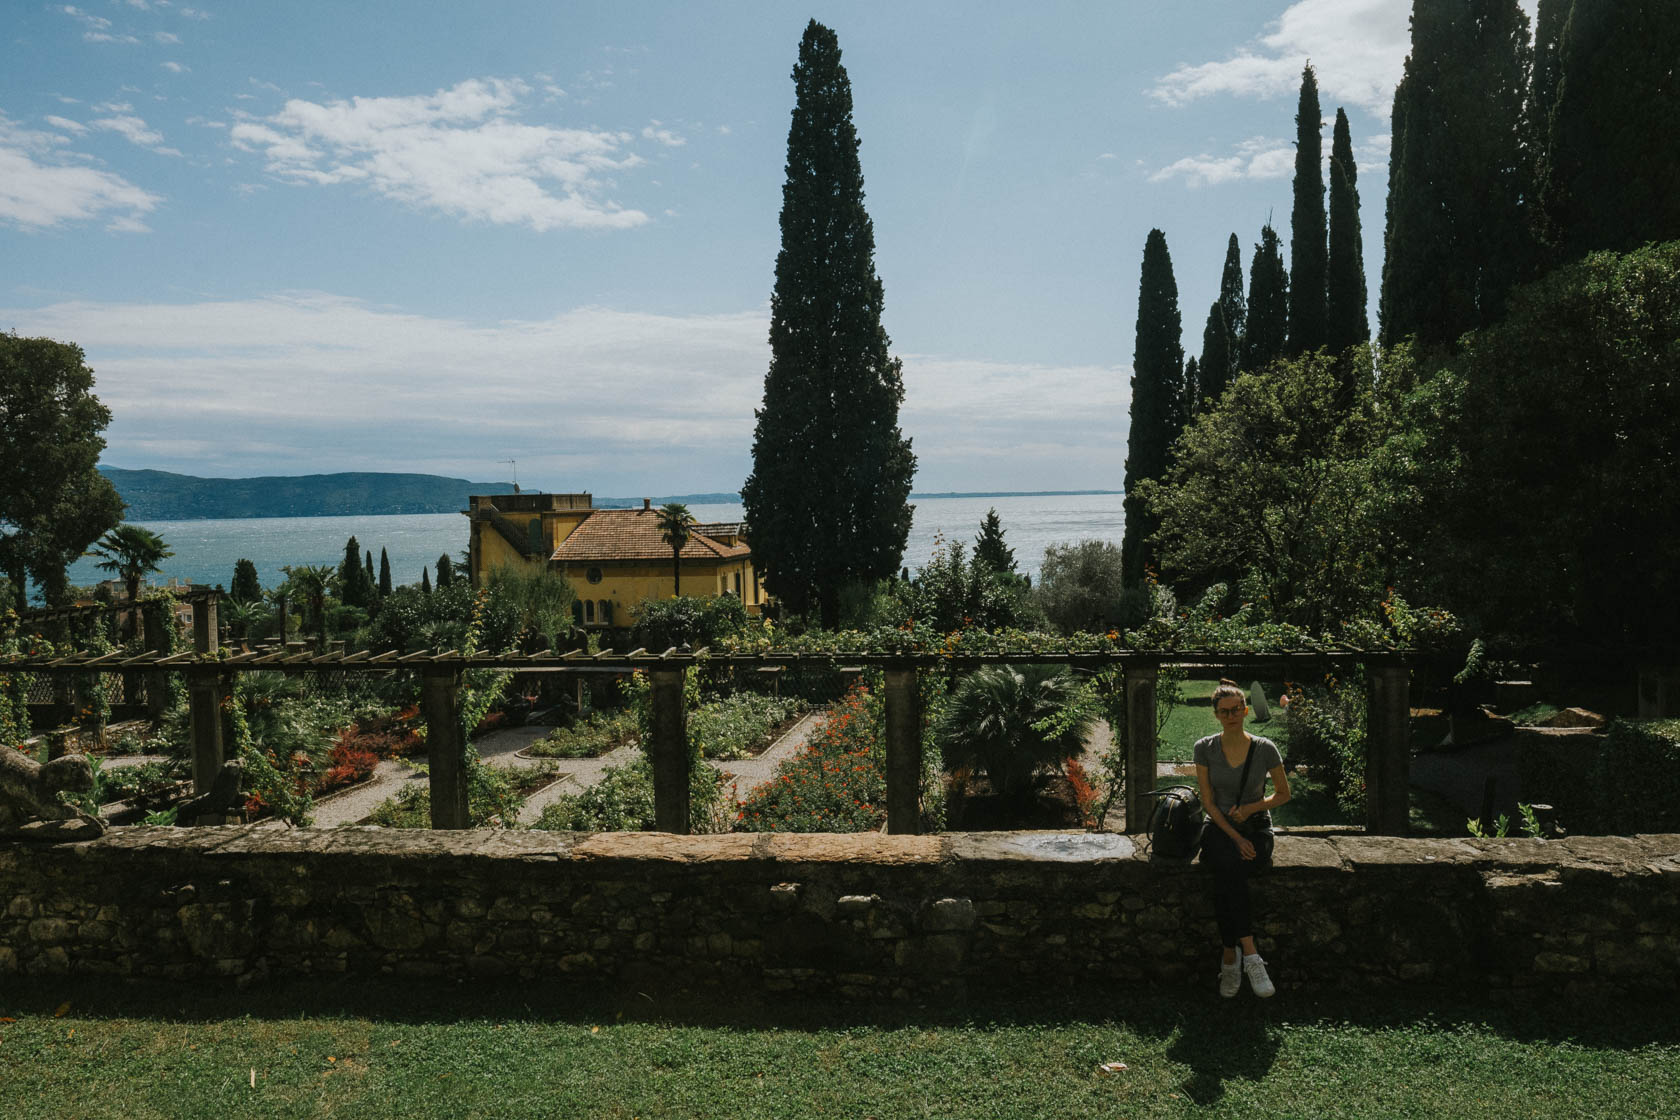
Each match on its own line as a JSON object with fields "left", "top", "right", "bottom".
{"left": 4, "top": 597, "right": 1414, "bottom": 834}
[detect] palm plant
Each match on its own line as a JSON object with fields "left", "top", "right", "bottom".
{"left": 655, "top": 502, "right": 698, "bottom": 597}
{"left": 280, "top": 564, "right": 337, "bottom": 649}
{"left": 90, "top": 524, "right": 173, "bottom": 639}
{"left": 936, "top": 665, "right": 1095, "bottom": 803}
{"left": 221, "top": 597, "right": 269, "bottom": 644}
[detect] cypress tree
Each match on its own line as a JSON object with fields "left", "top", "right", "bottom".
{"left": 436, "top": 553, "right": 455, "bottom": 589}
{"left": 378, "top": 548, "right": 392, "bottom": 597}
{"left": 365, "top": 551, "right": 375, "bottom": 587}
{"left": 1379, "top": 0, "right": 1534, "bottom": 349}
{"left": 1242, "top": 224, "right": 1289, "bottom": 373}
{"left": 1287, "top": 64, "right": 1328, "bottom": 356}
{"left": 1181, "top": 357, "right": 1200, "bottom": 422}
{"left": 338, "top": 535, "right": 368, "bottom": 608}
{"left": 230, "top": 558, "right": 261, "bottom": 603}
{"left": 973, "top": 508, "right": 1016, "bottom": 576}
{"left": 1121, "top": 228, "right": 1184, "bottom": 587}
{"left": 1536, "top": 0, "right": 1680, "bottom": 262}
{"left": 740, "top": 20, "right": 916, "bottom": 629}
{"left": 1218, "top": 234, "right": 1245, "bottom": 379}
{"left": 420, "top": 567, "right": 431, "bottom": 594}
{"left": 1197, "top": 301, "right": 1232, "bottom": 408}
{"left": 1326, "top": 108, "right": 1370, "bottom": 354}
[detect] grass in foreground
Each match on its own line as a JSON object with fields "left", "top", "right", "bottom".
{"left": 1, "top": 978, "right": 1673, "bottom": 1119}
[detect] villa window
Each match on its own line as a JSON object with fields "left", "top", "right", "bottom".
{"left": 599, "top": 599, "right": 613, "bottom": 625}
{"left": 734, "top": 572, "right": 742, "bottom": 597}
{"left": 584, "top": 599, "right": 595, "bottom": 624}
{"left": 571, "top": 600, "right": 583, "bottom": 625}
{"left": 586, "top": 566, "right": 603, "bottom": 584}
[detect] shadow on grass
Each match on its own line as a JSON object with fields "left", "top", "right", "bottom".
{"left": 3, "top": 974, "right": 1674, "bottom": 1055}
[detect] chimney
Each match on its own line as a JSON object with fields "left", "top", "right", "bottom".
{"left": 643, "top": 498, "right": 651, "bottom": 510}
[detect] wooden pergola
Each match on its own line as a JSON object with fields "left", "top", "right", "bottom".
{"left": 3, "top": 597, "right": 1414, "bottom": 835}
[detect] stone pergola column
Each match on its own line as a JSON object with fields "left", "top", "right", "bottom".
{"left": 1123, "top": 662, "right": 1159, "bottom": 835}
{"left": 1364, "top": 662, "right": 1411, "bottom": 835}
{"left": 649, "top": 668, "right": 690, "bottom": 834}
{"left": 193, "top": 593, "right": 219, "bottom": 655}
{"left": 884, "top": 665, "right": 922, "bottom": 834}
{"left": 186, "top": 665, "right": 227, "bottom": 797}
{"left": 422, "top": 666, "right": 469, "bottom": 829}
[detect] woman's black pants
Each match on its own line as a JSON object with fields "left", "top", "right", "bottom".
{"left": 1200, "top": 827, "right": 1275, "bottom": 948}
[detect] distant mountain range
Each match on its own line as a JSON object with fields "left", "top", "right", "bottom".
{"left": 99, "top": 467, "right": 1118, "bottom": 520}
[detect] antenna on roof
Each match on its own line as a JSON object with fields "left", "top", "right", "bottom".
{"left": 505, "top": 459, "right": 519, "bottom": 494}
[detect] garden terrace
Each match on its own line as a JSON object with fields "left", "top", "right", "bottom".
{"left": 2, "top": 640, "right": 1416, "bottom": 836}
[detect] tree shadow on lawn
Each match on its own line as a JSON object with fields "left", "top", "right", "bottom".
{"left": 5, "top": 974, "right": 1674, "bottom": 1056}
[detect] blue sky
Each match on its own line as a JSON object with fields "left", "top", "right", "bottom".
{"left": 1, "top": 1, "right": 1536, "bottom": 494}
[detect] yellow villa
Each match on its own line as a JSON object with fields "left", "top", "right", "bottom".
{"left": 464, "top": 492, "right": 763, "bottom": 631}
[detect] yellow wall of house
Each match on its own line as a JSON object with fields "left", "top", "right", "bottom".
{"left": 560, "top": 557, "right": 762, "bottom": 629}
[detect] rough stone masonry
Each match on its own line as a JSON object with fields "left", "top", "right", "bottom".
{"left": 2, "top": 827, "right": 1677, "bottom": 999}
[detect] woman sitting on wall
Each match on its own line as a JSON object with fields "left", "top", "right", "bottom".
{"left": 1195, "top": 679, "right": 1291, "bottom": 998}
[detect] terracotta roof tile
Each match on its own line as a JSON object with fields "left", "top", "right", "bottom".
{"left": 551, "top": 508, "right": 750, "bottom": 563}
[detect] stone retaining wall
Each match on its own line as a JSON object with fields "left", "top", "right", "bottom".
{"left": 3, "top": 828, "right": 1677, "bottom": 998}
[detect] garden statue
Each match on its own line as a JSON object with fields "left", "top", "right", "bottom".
{"left": 0, "top": 747, "right": 108, "bottom": 839}
{"left": 174, "top": 760, "right": 245, "bottom": 826}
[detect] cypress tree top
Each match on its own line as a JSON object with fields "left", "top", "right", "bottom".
{"left": 1243, "top": 224, "right": 1289, "bottom": 373}
{"left": 1287, "top": 63, "right": 1328, "bottom": 356}
{"left": 1218, "top": 234, "right": 1246, "bottom": 378}
{"left": 1326, "top": 107, "right": 1370, "bottom": 354}
{"left": 741, "top": 20, "right": 915, "bottom": 628}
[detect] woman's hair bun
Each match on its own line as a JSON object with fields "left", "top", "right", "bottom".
{"left": 1218, "top": 677, "right": 1238, "bottom": 687}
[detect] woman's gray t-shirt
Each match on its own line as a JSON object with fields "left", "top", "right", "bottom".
{"left": 1194, "top": 734, "right": 1283, "bottom": 822}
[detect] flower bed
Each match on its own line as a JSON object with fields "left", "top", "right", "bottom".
{"left": 735, "top": 682, "right": 885, "bottom": 833}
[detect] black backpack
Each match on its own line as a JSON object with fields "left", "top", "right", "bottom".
{"left": 1145, "top": 785, "right": 1206, "bottom": 860}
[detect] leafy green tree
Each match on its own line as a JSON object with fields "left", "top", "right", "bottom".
{"left": 888, "top": 540, "right": 1034, "bottom": 634}
{"left": 1140, "top": 347, "right": 1399, "bottom": 632}
{"left": 1326, "top": 108, "right": 1370, "bottom": 356}
{"left": 1196, "top": 301, "right": 1232, "bottom": 410}
{"left": 1034, "top": 540, "right": 1127, "bottom": 636}
{"left": 1241, "top": 224, "right": 1289, "bottom": 373}
{"left": 483, "top": 564, "right": 576, "bottom": 652}
{"left": 0, "top": 332, "right": 124, "bottom": 608}
{"left": 1121, "top": 228, "right": 1185, "bottom": 587}
{"left": 629, "top": 595, "right": 749, "bottom": 653}
{"left": 230, "top": 558, "right": 262, "bottom": 603}
{"left": 1390, "top": 241, "right": 1680, "bottom": 648}
{"left": 435, "top": 553, "right": 455, "bottom": 589}
{"left": 655, "top": 502, "right": 698, "bottom": 597}
{"left": 91, "top": 525, "right": 174, "bottom": 638}
{"left": 741, "top": 20, "right": 916, "bottom": 630}
{"left": 973, "top": 508, "right": 1017, "bottom": 576}
{"left": 1287, "top": 64, "right": 1327, "bottom": 357}
{"left": 281, "top": 564, "right": 336, "bottom": 648}
{"left": 936, "top": 666, "right": 1094, "bottom": 804}
{"left": 1535, "top": 0, "right": 1680, "bottom": 264}
{"left": 1217, "top": 233, "right": 1246, "bottom": 378}
{"left": 1379, "top": 0, "right": 1534, "bottom": 349}
{"left": 378, "top": 548, "right": 392, "bottom": 597}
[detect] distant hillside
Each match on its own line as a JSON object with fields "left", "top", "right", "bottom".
{"left": 101, "top": 468, "right": 517, "bottom": 520}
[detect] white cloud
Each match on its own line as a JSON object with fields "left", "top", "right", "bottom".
{"left": 179, "top": 8, "right": 211, "bottom": 19}
{"left": 0, "top": 114, "right": 161, "bottom": 230}
{"left": 60, "top": 5, "right": 110, "bottom": 31}
{"left": 229, "top": 77, "right": 653, "bottom": 231}
{"left": 91, "top": 113, "right": 181, "bottom": 156}
{"left": 1150, "top": 136, "right": 1294, "bottom": 187}
{"left": 1151, "top": 0, "right": 1411, "bottom": 117}
{"left": 162, "top": 60, "right": 188, "bottom": 73}
{"left": 155, "top": 31, "right": 181, "bottom": 45}
{"left": 641, "top": 123, "right": 684, "bottom": 147}
{"left": 46, "top": 115, "right": 88, "bottom": 134}
{"left": 0, "top": 294, "right": 1127, "bottom": 489}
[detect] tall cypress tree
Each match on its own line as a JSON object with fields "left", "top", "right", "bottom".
{"left": 973, "top": 508, "right": 1017, "bottom": 576}
{"left": 1218, "top": 234, "right": 1245, "bottom": 380}
{"left": 1242, "top": 224, "right": 1289, "bottom": 373}
{"left": 338, "top": 535, "right": 368, "bottom": 608}
{"left": 230, "top": 558, "right": 261, "bottom": 603}
{"left": 740, "top": 20, "right": 915, "bottom": 629}
{"left": 1287, "top": 64, "right": 1327, "bottom": 356}
{"left": 378, "top": 548, "right": 392, "bottom": 597}
{"left": 1326, "top": 108, "right": 1370, "bottom": 354}
{"left": 1536, "top": 0, "right": 1680, "bottom": 263}
{"left": 1197, "top": 301, "right": 1232, "bottom": 408}
{"left": 1379, "top": 0, "right": 1534, "bottom": 349}
{"left": 1121, "top": 228, "right": 1184, "bottom": 587}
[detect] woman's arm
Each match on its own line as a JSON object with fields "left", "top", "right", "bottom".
{"left": 1231, "top": 765, "right": 1292, "bottom": 824}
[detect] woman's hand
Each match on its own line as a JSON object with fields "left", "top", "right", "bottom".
{"left": 1235, "top": 834, "right": 1257, "bottom": 859}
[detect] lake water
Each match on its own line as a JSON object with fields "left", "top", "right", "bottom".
{"left": 65, "top": 492, "right": 1125, "bottom": 594}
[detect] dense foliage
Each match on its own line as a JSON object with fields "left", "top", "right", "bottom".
{"left": 736, "top": 680, "right": 886, "bottom": 832}
{"left": 740, "top": 19, "right": 915, "bottom": 629}
{"left": 0, "top": 332, "right": 125, "bottom": 608}
{"left": 628, "top": 594, "right": 747, "bottom": 652}
{"left": 935, "top": 665, "right": 1094, "bottom": 802}
{"left": 1241, "top": 224, "right": 1289, "bottom": 373}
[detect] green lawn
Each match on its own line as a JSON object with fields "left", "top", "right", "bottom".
{"left": 1, "top": 978, "right": 1672, "bottom": 1118}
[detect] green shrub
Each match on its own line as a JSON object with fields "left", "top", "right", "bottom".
{"left": 629, "top": 595, "right": 748, "bottom": 652}
{"left": 689, "top": 693, "right": 805, "bottom": 761}
{"left": 531, "top": 752, "right": 729, "bottom": 833}
{"left": 1280, "top": 673, "right": 1367, "bottom": 819}
{"left": 1584, "top": 719, "right": 1680, "bottom": 834}
{"left": 527, "top": 709, "right": 639, "bottom": 759}
{"left": 935, "top": 665, "right": 1094, "bottom": 802}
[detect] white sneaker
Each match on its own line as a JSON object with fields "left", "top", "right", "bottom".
{"left": 1242, "top": 953, "right": 1276, "bottom": 998}
{"left": 1219, "top": 954, "right": 1242, "bottom": 998}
